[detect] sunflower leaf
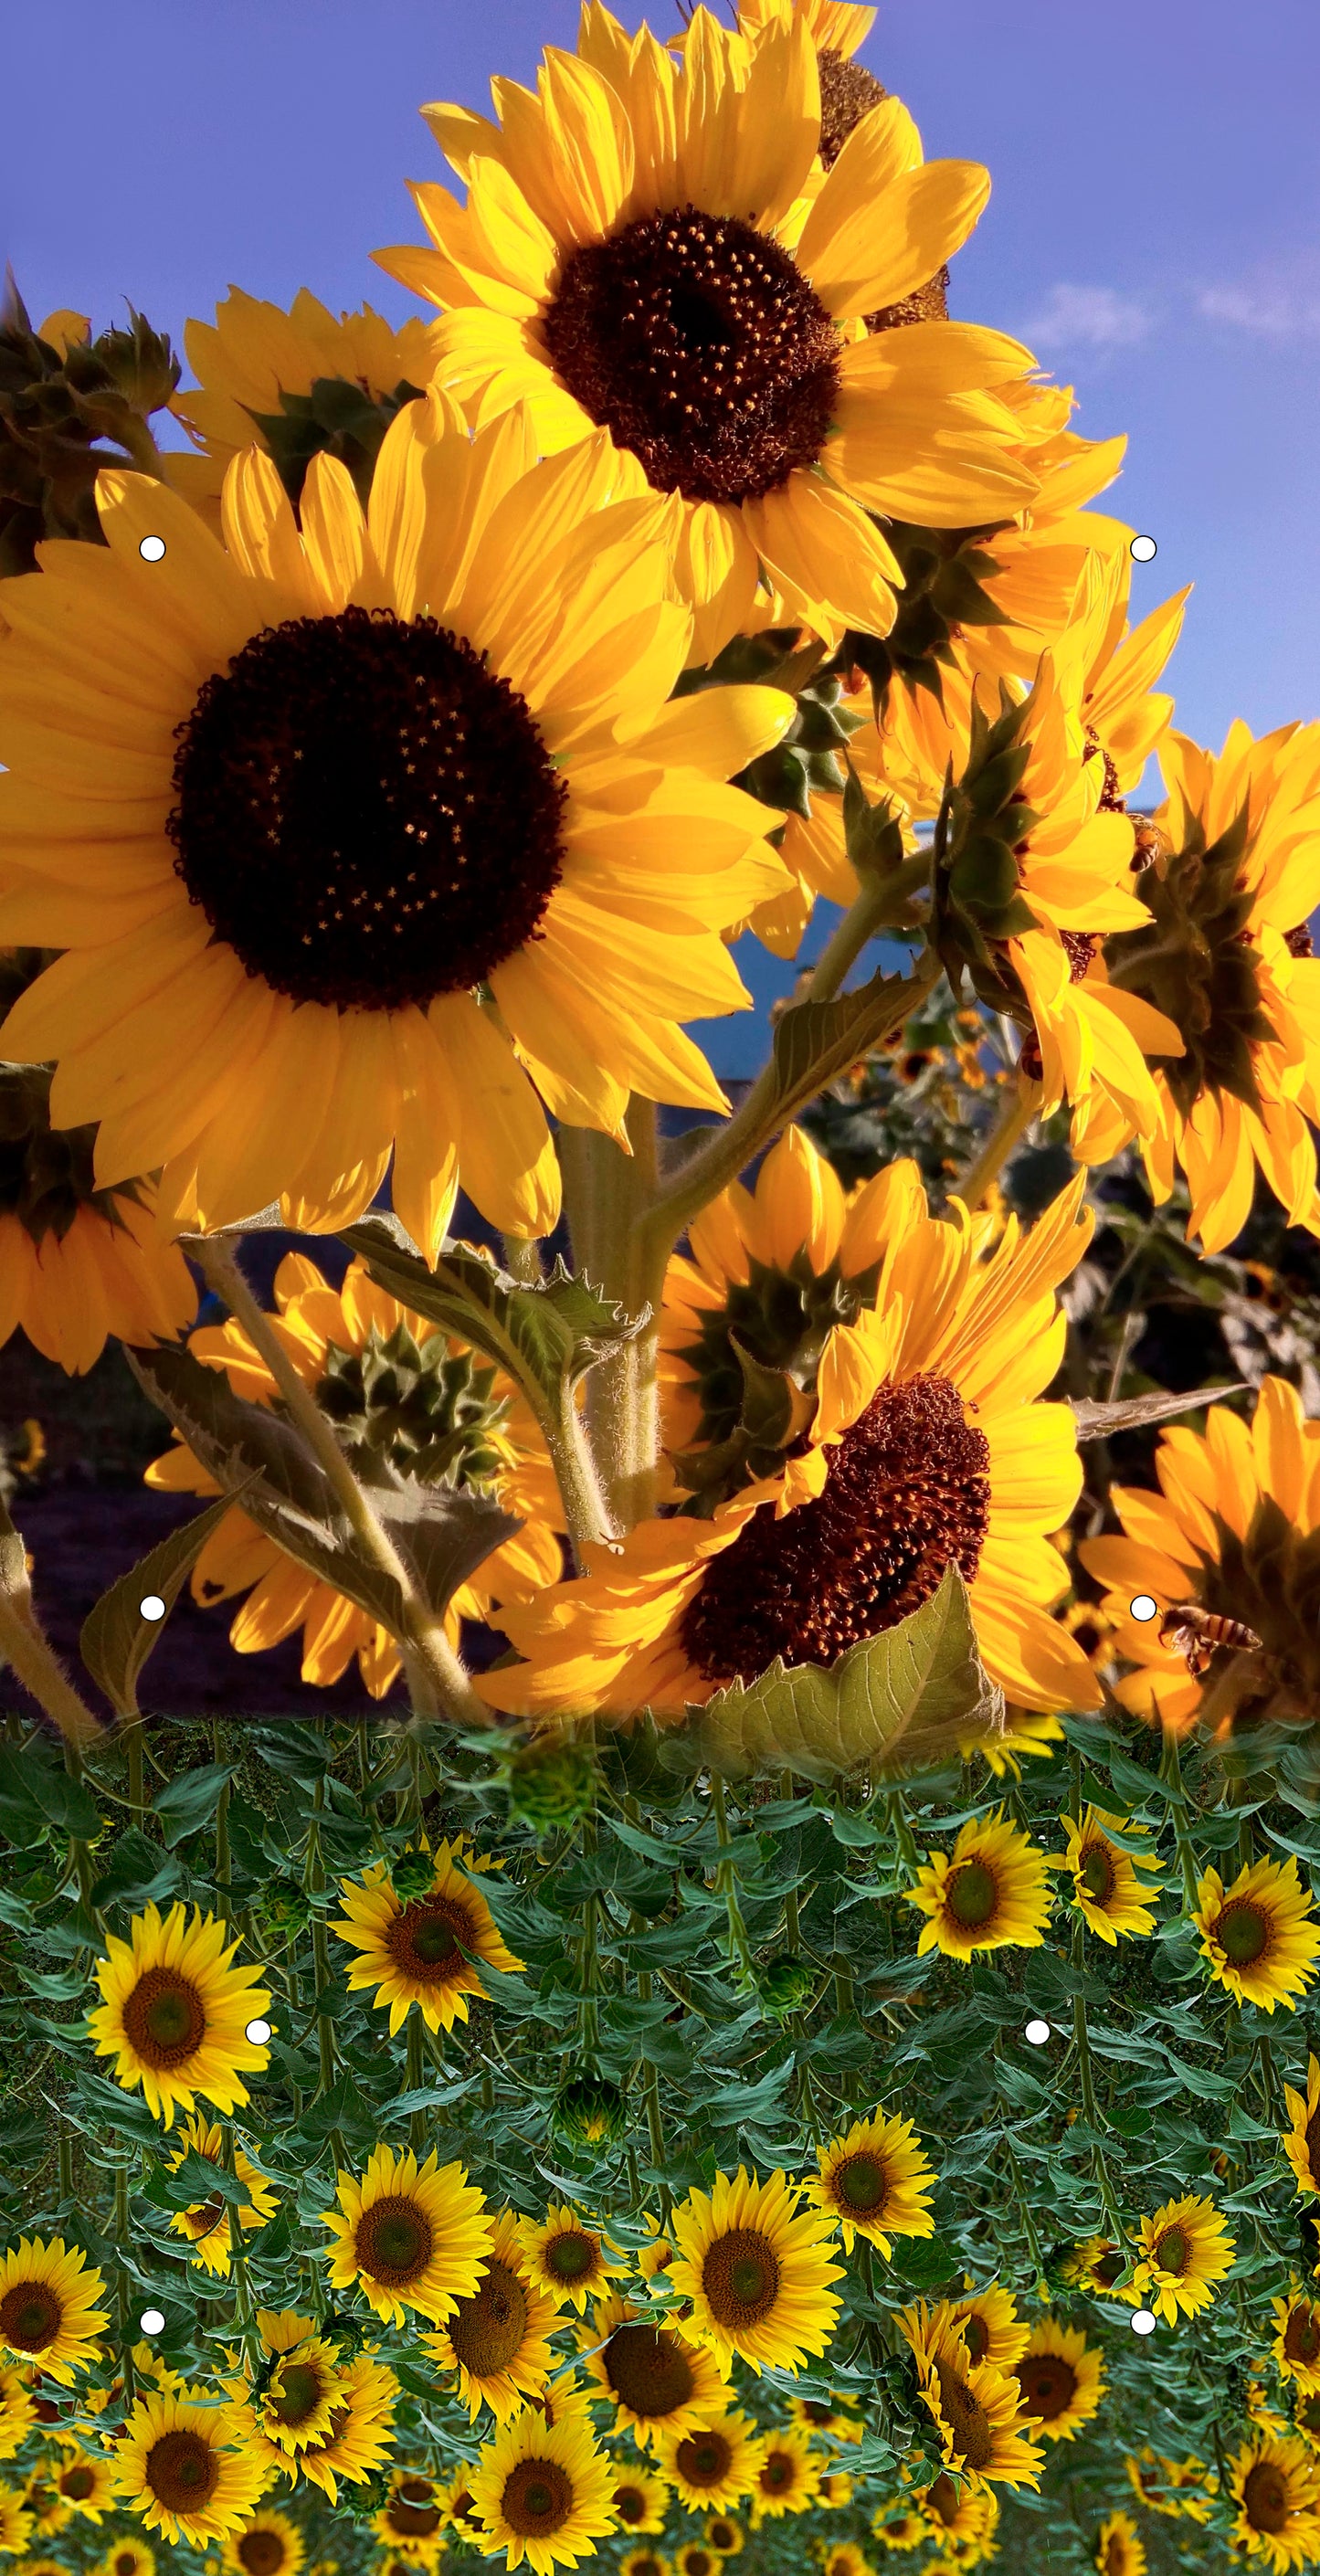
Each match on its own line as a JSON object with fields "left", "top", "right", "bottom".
{"left": 1071, "top": 1383, "right": 1239, "bottom": 1437}
{"left": 766, "top": 964, "right": 916, "bottom": 1130}
{"left": 660, "top": 1564, "right": 1004, "bottom": 1781}
{"left": 78, "top": 1478, "right": 260, "bottom": 1719}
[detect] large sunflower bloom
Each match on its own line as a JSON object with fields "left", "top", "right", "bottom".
{"left": 468, "top": 2404, "right": 617, "bottom": 2574}
{"left": 1230, "top": 2436, "right": 1320, "bottom": 2573}
{"left": 147, "top": 1251, "right": 563, "bottom": 1700}
{"left": 1079, "top": 1375, "right": 1320, "bottom": 1736}
{"left": 1131, "top": 2192, "right": 1235, "bottom": 2326}
{"left": 87, "top": 1901, "right": 270, "bottom": 2130}
{"left": 1283, "top": 2056, "right": 1320, "bottom": 2205}
{"left": 0, "top": 2238, "right": 109, "bottom": 2384}
{"left": 291, "top": 2352, "right": 399, "bottom": 2506}
{"left": 1274, "top": 2290, "right": 1320, "bottom": 2398}
{"left": 330, "top": 1840, "right": 523, "bottom": 2035}
{"left": 321, "top": 2143, "right": 493, "bottom": 2328}
{"left": 1094, "top": 2510, "right": 1146, "bottom": 2576}
{"left": 806, "top": 2108, "right": 936, "bottom": 2255}
{"left": 577, "top": 2294, "right": 730, "bottom": 2450}
{"left": 1012, "top": 2319, "right": 1105, "bottom": 2444}
{"left": 0, "top": 397, "right": 793, "bottom": 1251}
{"left": 480, "top": 1174, "right": 1101, "bottom": 1723}
{"left": 1192, "top": 1855, "right": 1320, "bottom": 2012}
{"left": 909, "top": 1811, "right": 1058, "bottom": 1961}
{"left": 166, "top": 2114, "right": 278, "bottom": 2275}
{"left": 377, "top": 6, "right": 1041, "bottom": 664}
{"left": 217, "top": 2305, "right": 349, "bottom": 2482}
{"left": 1061, "top": 1807, "right": 1162, "bottom": 1944}
{"left": 219, "top": 2506, "right": 306, "bottom": 2576}
{"left": 111, "top": 2390, "right": 266, "bottom": 2547}
{"left": 898, "top": 2304, "right": 1042, "bottom": 2493}
{"left": 518, "top": 2205, "right": 625, "bottom": 2314}
{"left": 669, "top": 2168, "right": 843, "bottom": 2376}
{"left": 422, "top": 2208, "right": 563, "bottom": 2423}
{"left": 653, "top": 2411, "right": 760, "bottom": 2512}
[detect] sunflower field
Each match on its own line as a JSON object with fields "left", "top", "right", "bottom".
{"left": 2, "top": 1, "right": 1320, "bottom": 2572}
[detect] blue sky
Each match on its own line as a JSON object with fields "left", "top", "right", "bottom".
{"left": 5, "top": 0, "right": 1318, "bottom": 1072}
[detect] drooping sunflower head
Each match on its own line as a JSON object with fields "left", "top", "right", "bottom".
{"left": 1193, "top": 1856, "right": 1320, "bottom": 2013}
{"left": 331, "top": 1842, "right": 524, "bottom": 2039}
{"left": 807, "top": 2107, "right": 936, "bottom": 2256}
{"left": 1094, "top": 2509, "right": 1146, "bottom": 2576}
{"left": 1012, "top": 2319, "right": 1105, "bottom": 2444}
{"left": 581, "top": 2294, "right": 730, "bottom": 2450}
{"left": 0, "top": 2238, "right": 110, "bottom": 2387}
{"left": 670, "top": 2168, "right": 844, "bottom": 2374}
{"left": 747, "top": 2424, "right": 820, "bottom": 2518}
{"left": 1133, "top": 2192, "right": 1235, "bottom": 2326}
{"left": 467, "top": 2404, "right": 617, "bottom": 2574}
{"left": 87, "top": 1902, "right": 271, "bottom": 2130}
{"left": 422, "top": 2208, "right": 562, "bottom": 2423}
{"left": 898, "top": 2304, "right": 1043, "bottom": 2495}
{"left": 909, "top": 1812, "right": 1059, "bottom": 1962}
{"left": 1062, "top": 1807, "right": 1162, "bottom": 1945}
{"left": 110, "top": 2390, "right": 266, "bottom": 2547}
{"left": 519, "top": 2204, "right": 624, "bottom": 2314}
{"left": 1231, "top": 2436, "right": 1320, "bottom": 2571}
{"left": 220, "top": 2507, "right": 307, "bottom": 2576}
{"left": 321, "top": 2142, "right": 494, "bottom": 2329}
{"left": 166, "top": 2114, "right": 278, "bottom": 2276}
{"left": 655, "top": 2411, "right": 760, "bottom": 2514}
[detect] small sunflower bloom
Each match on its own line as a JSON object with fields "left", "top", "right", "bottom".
{"left": 622, "top": 2554, "right": 670, "bottom": 2576}
{"left": 220, "top": 2508, "right": 306, "bottom": 2576}
{"left": 1094, "top": 2510, "right": 1146, "bottom": 2576}
{"left": 87, "top": 1902, "right": 270, "bottom": 2130}
{"left": 1131, "top": 2192, "right": 1235, "bottom": 2325}
{"left": 166, "top": 2115, "right": 278, "bottom": 2275}
{"left": 372, "top": 2473, "right": 450, "bottom": 2568}
{"left": 788, "top": 2392, "right": 862, "bottom": 2444}
{"left": 670, "top": 2168, "right": 844, "bottom": 2376}
{"left": 746, "top": 2424, "right": 820, "bottom": 2518}
{"left": 99, "top": 2542, "right": 156, "bottom": 2576}
{"left": 1062, "top": 1808, "right": 1162, "bottom": 1944}
{"left": 823, "top": 2545, "right": 871, "bottom": 2576}
{"left": 519, "top": 2205, "right": 625, "bottom": 2314}
{"left": 0, "top": 2238, "right": 109, "bottom": 2384}
{"left": 607, "top": 2463, "right": 671, "bottom": 2536}
{"left": 871, "top": 2501, "right": 926, "bottom": 2550}
{"left": 949, "top": 2284, "right": 1029, "bottom": 2371}
{"left": 705, "top": 2514, "right": 744, "bottom": 2554}
{"left": 1274, "top": 2290, "right": 1320, "bottom": 2397}
{"left": 1124, "top": 2446, "right": 1213, "bottom": 2522}
{"left": 806, "top": 2108, "right": 936, "bottom": 2255}
{"left": 320, "top": 2142, "right": 494, "bottom": 2328}
{"left": 0, "top": 2370, "right": 36, "bottom": 2461}
{"left": 675, "top": 2547, "right": 722, "bottom": 2576}
{"left": 1230, "top": 2436, "right": 1320, "bottom": 2572}
{"left": 49, "top": 2450, "right": 116, "bottom": 2521}
{"left": 917, "top": 2472, "right": 998, "bottom": 2555}
{"left": 331, "top": 1842, "right": 523, "bottom": 2036}
{"left": 1013, "top": 2319, "right": 1105, "bottom": 2444}
{"left": 0, "top": 2486, "right": 33, "bottom": 2556}
{"left": 111, "top": 2390, "right": 267, "bottom": 2547}
{"left": 293, "top": 2353, "right": 398, "bottom": 2506}
{"left": 578, "top": 2294, "right": 730, "bottom": 2451}
{"left": 908, "top": 1812, "right": 1059, "bottom": 1961}
{"left": 1284, "top": 2056, "right": 1320, "bottom": 2204}
{"left": 654, "top": 2412, "right": 760, "bottom": 2513}
{"left": 422, "top": 2209, "right": 562, "bottom": 2423}
{"left": 1193, "top": 1856, "right": 1320, "bottom": 2012}
{"left": 468, "top": 2405, "right": 617, "bottom": 2574}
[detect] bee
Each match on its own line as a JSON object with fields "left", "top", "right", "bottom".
{"left": 1158, "top": 1603, "right": 1263, "bottom": 1678}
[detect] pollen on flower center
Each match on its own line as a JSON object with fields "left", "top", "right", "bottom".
{"left": 933, "top": 2360, "right": 993, "bottom": 2471}
{"left": 166, "top": 605, "right": 567, "bottom": 1014}
{"left": 385, "top": 1895, "right": 471, "bottom": 1980}
{"left": 354, "top": 2194, "right": 435, "bottom": 2286}
{"left": 1244, "top": 2463, "right": 1290, "bottom": 2534}
{"left": 701, "top": 2227, "right": 780, "bottom": 2326}
{"left": 121, "top": 1969, "right": 206, "bottom": 2067}
{"left": 680, "top": 1374, "right": 991, "bottom": 1684}
{"left": 145, "top": 2430, "right": 219, "bottom": 2509}
{"left": 448, "top": 2260, "right": 529, "bottom": 2374}
{"left": 1017, "top": 2353, "right": 1077, "bottom": 2419}
{"left": 503, "top": 2459, "right": 572, "bottom": 2534}
{"left": 603, "top": 2321, "right": 696, "bottom": 2416}
{"left": 541, "top": 206, "right": 840, "bottom": 506}
{"left": 0, "top": 2284, "right": 61, "bottom": 2350}
{"left": 1215, "top": 1897, "right": 1271, "bottom": 1965}
{"left": 238, "top": 2532, "right": 286, "bottom": 2576}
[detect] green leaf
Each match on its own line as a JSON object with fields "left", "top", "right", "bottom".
{"left": 90, "top": 1827, "right": 184, "bottom": 1910}
{"left": 79, "top": 1483, "right": 258, "bottom": 1719}
{"left": 663, "top": 1565, "right": 1004, "bottom": 1781}
{"left": 5, "top": 1749, "right": 102, "bottom": 1842}
{"left": 766, "top": 964, "right": 920, "bottom": 1135}
{"left": 152, "top": 1761, "right": 235, "bottom": 1848}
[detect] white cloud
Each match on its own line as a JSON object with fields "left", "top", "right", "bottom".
{"left": 1197, "top": 259, "right": 1320, "bottom": 338}
{"left": 1019, "top": 282, "right": 1153, "bottom": 352}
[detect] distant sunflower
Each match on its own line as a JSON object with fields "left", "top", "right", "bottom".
{"left": 606, "top": 2462, "right": 670, "bottom": 2536}
{"left": 481, "top": 1177, "right": 1101, "bottom": 1725}
{"left": 871, "top": 2501, "right": 925, "bottom": 2550}
{"left": 378, "top": 6, "right": 1040, "bottom": 664}
{"left": 0, "top": 2370, "right": 35, "bottom": 2460}
{"left": 111, "top": 2390, "right": 266, "bottom": 2547}
{"left": 917, "top": 2472, "right": 998, "bottom": 2555}
{"left": 1062, "top": 1808, "right": 1162, "bottom": 1944}
{"left": 898, "top": 2303, "right": 1043, "bottom": 2494}
{"left": 746, "top": 2425, "right": 820, "bottom": 2518}
{"left": 1284, "top": 2056, "right": 1320, "bottom": 2204}
{"left": 1295, "top": 2393, "right": 1320, "bottom": 2455}
{"left": 1131, "top": 2193, "right": 1235, "bottom": 2325}
{"left": 578, "top": 2295, "right": 729, "bottom": 2451}
{"left": 0, "top": 2238, "right": 109, "bottom": 2384}
{"left": 1230, "top": 2436, "right": 1320, "bottom": 2572}
{"left": 149, "top": 1254, "right": 564, "bottom": 1701}
{"left": 670, "top": 2169, "right": 843, "bottom": 2376}
{"left": 423, "top": 2209, "right": 562, "bottom": 2423}
{"left": 949, "top": 2285, "right": 1029, "bottom": 2371}
{"left": 621, "top": 2553, "right": 669, "bottom": 2576}
{"left": 807, "top": 2109, "right": 936, "bottom": 2256}
{"left": 1094, "top": 2511, "right": 1146, "bottom": 2576}
{"left": 331, "top": 1842, "right": 523, "bottom": 2036}
{"left": 675, "top": 2547, "right": 722, "bottom": 2576}
{"left": 0, "top": 398, "right": 794, "bottom": 1248}
{"left": 21, "top": 2474, "right": 73, "bottom": 2539}
{"left": 788, "top": 2392, "right": 861, "bottom": 2445}
{"left": 372, "top": 2473, "right": 449, "bottom": 2568}
{"left": 654, "top": 2412, "right": 759, "bottom": 2514}
{"left": 321, "top": 2143, "right": 493, "bottom": 2328}
{"left": 818, "top": 2470, "right": 854, "bottom": 2508}
{"left": 704, "top": 2514, "right": 744, "bottom": 2554}
{"left": 1080, "top": 1374, "right": 1320, "bottom": 1735}
{"left": 220, "top": 2508, "right": 307, "bottom": 2576}
{"left": 51, "top": 2451, "right": 116, "bottom": 2520}
{"left": 468, "top": 2405, "right": 616, "bottom": 2574}
{"left": 1013, "top": 2320, "right": 1105, "bottom": 2444}
{"left": 1192, "top": 1857, "right": 1320, "bottom": 2012}
{"left": 909, "top": 1812, "right": 1058, "bottom": 1962}
{"left": 166, "top": 2115, "right": 277, "bottom": 2275}
{"left": 436, "top": 2466, "right": 493, "bottom": 2545}
{"left": 822, "top": 2547, "right": 872, "bottom": 2576}
{"left": 98, "top": 2540, "right": 156, "bottom": 2576}
{"left": 520, "top": 2207, "right": 624, "bottom": 2316}
{"left": 1124, "top": 2448, "right": 1213, "bottom": 2523}
{"left": 0, "top": 2487, "right": 33, "bottom": 2556}
{"left": 87, "top": 1901, "right": 271, "bottom": 2130}
{"left": 1274, "top": 2291, "right": 1320, "bottom": 2398}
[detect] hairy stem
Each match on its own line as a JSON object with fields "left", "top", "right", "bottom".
{"left": 0, "top": 1499, "right": 104, "bottom": 1743}
{"left": 559, "top": 1099, "right": 667, "bottom": 1535}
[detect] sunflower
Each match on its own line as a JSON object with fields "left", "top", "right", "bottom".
{"left": 0, "top": 2368, "right": 37, "bottom": 2459}
{"left": 670, "top": 2169, "right": 843, "bottom": 2376}
{"left": 17, "top": 2560, "right": 69, "bottom": 2576}
{"left": 577, "top": 2295, "right": 729, "bottom": 2451}
{"left": 423, "top": 2209, "right": 562, "bottom": 2423}
{"left": 0, "top": 2240, "right": 109, "bottom": 2385}
{"left": 164, "top": 288, "right": 447, "bottom": 532}
{"left": 1284, "top": 2057, "right": 1320, "bottom": 2205}
{"left": 823, "top": 2547, "right": 872, "bottom": 2576}
{"left": 519, "top": 2207, "right": 625, "bottom": 2316}
{"left": 220, "top": 2508, "right": 307, "bottom": 2576}
{"left": 871, "top": 2502, "right": 925, "bottom": 2550}
{"left": 0, "top": 2488, "right": 33, "bottom": 2556}
{"left": 898, "top": 2304, "right": 1043, "bottom": 2493}
{"left": 438, "top": 2466, "right": 494, "bottom": 2545}
{"left": 787, "top": 2392, "right": 861, "bottom": 2445}
{"left": 331, "top": 1842, "right": 523, "bottom": 2036}
{"left": 1061, "top": 1808, "right": 1162, "bottom": 1944}
{"left": 1124, "top": 2449, "right": 1213, "bottom": 2523}
{"left": 87, "top": 1902, "right": 271, "bottom": 2130}
{"left": 1094, "top": 2511, "right": 1146, "bottom": 2576}
{"left": 1230, "top": 2436, "right": 1320, "bottom": 2572}
{"left": 0, "top": 404, "right": 793, "bottom": 1251}
{"left": 20, "top": 2475, "right": 73, "bottom": 2539}
{"left": 1080, "top": 1374, "right": 1320, "bottom": 1735}
{"left": 147, "top": 1254, "right": 564, "bottom": 1702}
{"left": 0, "top": 952, "right": 196, "bottom": 1377}
{"left": 372, "top": 2474, "right": 450, "bottom": 2568}
{"left": 1012, "top": 2319, "right": 1105, "bottom": 2444}
{"left": 818, "top": 2470, "right": 854, "bottom": 2507}
{"left": 1131, "top": 2193, "right": 1235, "bottom": 2325}
{"left": 166, "top": 2115, "right": 278, "bottom": 2275}
{"left": 1274, "top": 2291, "right": 1320, "bottom": 2397}
{"left": 654, "top": 2412, "right": 759, "bottom": 2514}
{"left": 216, "top": 2306, "right": 348, "bottom": 2481}
{"left": 111, "top": 2390, "right": 266, "bottom": 2547}
{"left": 379, "top": 7, "right": 1040, "bottom": 667}
{"left": 916, "top": 2473, "right": 998, "bottom": 2556}
{"left": 321, "top": 2144, "right": 493, "bottom": 2329}
{"left": 1295, "top": 2393, "right": 1320, "bottom": 2455}
{"left": 746, "top": 2425, "right": 820, "bottom": 2518}
{"left": 1192, "top": 1857, "right": 1320, "bottom": 2012}
{"left": 469, "top": 2405, "right": 617, "bottom": 2574}
{"left": 480, "top": 1176, "right": 1101, "bottom": 1725}
{"left": 675, "top": 2548, "right": 722, "bottom": 2576}
{"left": 909, "top": 1812, "right": 1058, "bottom": 1962}
{"left": 606, "top": 2462, "right": 670, "bottom": 2536}
{"left": 949, "top": 2285, "right": 1029, "bottom": 2371}
{"left": 50, "top": 2450, "right": 116, "bottom": 2520}
{"left": 98, "top": 2541, "right": 156, "bottom": 2576}
{"left": 704, "top": 2515, "right": 744, "bottom": 2554}
{"left": 806, "top": 2109, "right": 936, "bottom": 2256}
{"left": 621, "top": 2553, "right": 670, "bottom": 2576}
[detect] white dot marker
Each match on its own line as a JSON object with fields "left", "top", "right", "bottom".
{"left": 1129, "top": 533, "right": 1157, "bottom": 564}
{"left": 138, "top": 534, "right": 166, "bottom": 562}
{"left": 1131, "top": 2308, "right": 1157, "bottom": 2335}
{"left": 245, "top": 2017, "right": 272, "bottom": 2045}
{"left": 1129, "top": 1594, "right": 1159, "bottom": 1622}
{"left": 139, "top": 1593, "right": 166, "bottom": 1621}
{"left": 139, "top": 2307, "right": 165, "bottom": 2336}
{"left": 1024, "top": 2019, "right": 1051, "bottom": 2047}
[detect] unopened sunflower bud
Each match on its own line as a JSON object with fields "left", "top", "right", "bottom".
{"left": 502, "top": 1736, "right": 598, "bottom": 1835}
{"left": 758, "top": 1952, "right": 815, "bottom": 2016}
{"left": 74, "top": 307, "right": 181, "bottom": 417}
{"left": 388, "top": 1846, "right": 436, "bottom": 1904}
{"left": 554, "top": 2075, "right": 628, "bottom": 2148}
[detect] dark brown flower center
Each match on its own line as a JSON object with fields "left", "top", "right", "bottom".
{"left": 145, "top": 2429, "right": 219, "bottom": 2512}
{"left": 1154, "top": 2225, "right": 1188, "bottom": 2277}
{"left": 800, "top": 2402, "right": 834, "bottom": 2425}
{"left": 122, "top": 1968, "right": 206, "bottom": 2068}
{"left": 1244, "top": 2461, "right": 1290, "bottom": 2535}
{"left": 544, "top": 2230, "right": 596, "bottom": 2282}
{"left": 709, "top": 2520, "right": 737, "bottom": 2549}
{"left": 833, "top": 2151, "right": 888, "bottom": 2215}
{"left": 1299, "top": 2394, "right": 1320, "bottom": 2433}
{"left": 760, "top": 2452, "right": 794, "bottom": 2493}
{"left": 354, "top": 2193, "right": 435, "bottom": 2287}
{"left": 307, "top": 2399, "right": 352, "bottom": 2456}
{"left": 1080, "top": 1842, "right": 1115, "bottom": 1905}
{"left": 238, "top": 2530, "right": 287, "bottom": 2576}
{"left": 959, "top": 2313, "right": 989, "bottom": 2364}
{"left": 1287, "top": 2307, "right": 1320, "bottom": 2366}
{"left": 1286, "top": 923, "right": 1315, "bottom": 958}
{"left": 167, "top": 605, "right": 566, "bottom": 1013}
{"left": 631, "top": 2557, "right": 664, "bottom": 2576}
{"left": 681, "top": 1373, "right": 990, "bottom": 1683}
{"left": 945, "top": 1860, "right": 999, "bottom": 1930}
{"left": 675, "top": 2432, "right": 734, "bottom": 2491}
{"left": 386, "top": 1894, "right": 474, "bottom": 1980}
{"left": 1091, "top": 2248, "right": 1125, "bottom": 2289}
{"left": 604, "top": 2321, "right": 697, "bottom": 2419}
{"left": 268, "top": 2360, "right": 325, "bottom": 2426}
{"left": 933, "top": 2360, "right": 993, "bottom": 2471}
{"left": 60, "top": 2465, "right": 95, "bottom": 2499}
{"left": 684, "top": 2552, "right": 715, "bottom": 2576}
{"left": 541, "top": 206, "right": 840, "bottom": 506}
{"left": 701, "top": 2227, "right": 780, "bottom": 2328}
{"left": 926, "top": 2474, "right": 959, "bottom": 2527}
{"left": 0, "top": 2282, "right": 62, "bottom": 2352}
{"left": 615, "top": 2484, "right": 648, "bottom": 2524}
{"left": 186, "top": 2191, "right": 229, "bottom": 2241}
{"left": 115, "top": 2554, "right": 138, "bottom": 2573}
{"left": 1215, "top": 1897, "right": 1270, "bottom": 1966}
{"left": 387, "top": 2500, "right": 441, "bottom": 2538}
{"left": 502, "top": 2459, "right": 572, "bottom": 2536}
{"left": 448, "top": 2259, "right": 529, "bottom": 2377}
{"left": 1015, "top": 2352, "right": 1078, "bottom": 2421}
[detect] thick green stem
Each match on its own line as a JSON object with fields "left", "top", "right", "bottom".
{"left": 885, "top": 1790, "right": 921, "bottom": 1876}
{"left": 1158, "top": 1726, "right": 1203, "bottom": 1917}
{"left": 502, "top": 1235, "right": 545, "bottom": 1283}
{"left": 303, "top": 1780, "right": 337, "bottom": 2102}
{"left": 407, "top": 2011, "right": 427, "bottom": 2158}
{"left": 124, "top": 1718, "right": 145, "bottom": 1830}
{"left": 559, "top": 1100, "right": 668, "bottom": 1535}
{"left": 956, "top": 1080, "right": 1042, "bottom": 1209}
{"left": 808, "top": 854, "right": 932, "bottom": 1001}
{"left": 1003, "top": 2131, "right": 1047, "bottom": 2285}
{"left": 114, "top": 2160, "right": 137, "bottom": 2412}
{"left": 711, "top": 1773, "right": 755, "bottom": 1990}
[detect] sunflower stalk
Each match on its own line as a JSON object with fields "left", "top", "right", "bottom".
{"left": 1002, "top": 2132, "right": 1047, "bottom": 2291}
{"left": 710, "top": 1772, "right": 757, "bottom": 1992}
{"left": 558, "top": 1099, "right": 666, "bottom": 1535}
{"left": 407, "top": 2011, "right": 427, "bottom": 2157}
{"left": 807, "top": 850, "right": 933, "bottom": 1003}
{"left": 113, "top": 2156, "right": 137, "bottom": 2412}
{"left": 956, "top": 1078, "right": 1041, "bottom": 1209}
{"left": 221, "top": 2121, "right": 259, "bottom": 2364}
{"left": 1157, "top": 1725, "right": 1203, "bottom": 1918}
{"left": 303, "top": 1778, "right": 338, "bottom": 2106}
